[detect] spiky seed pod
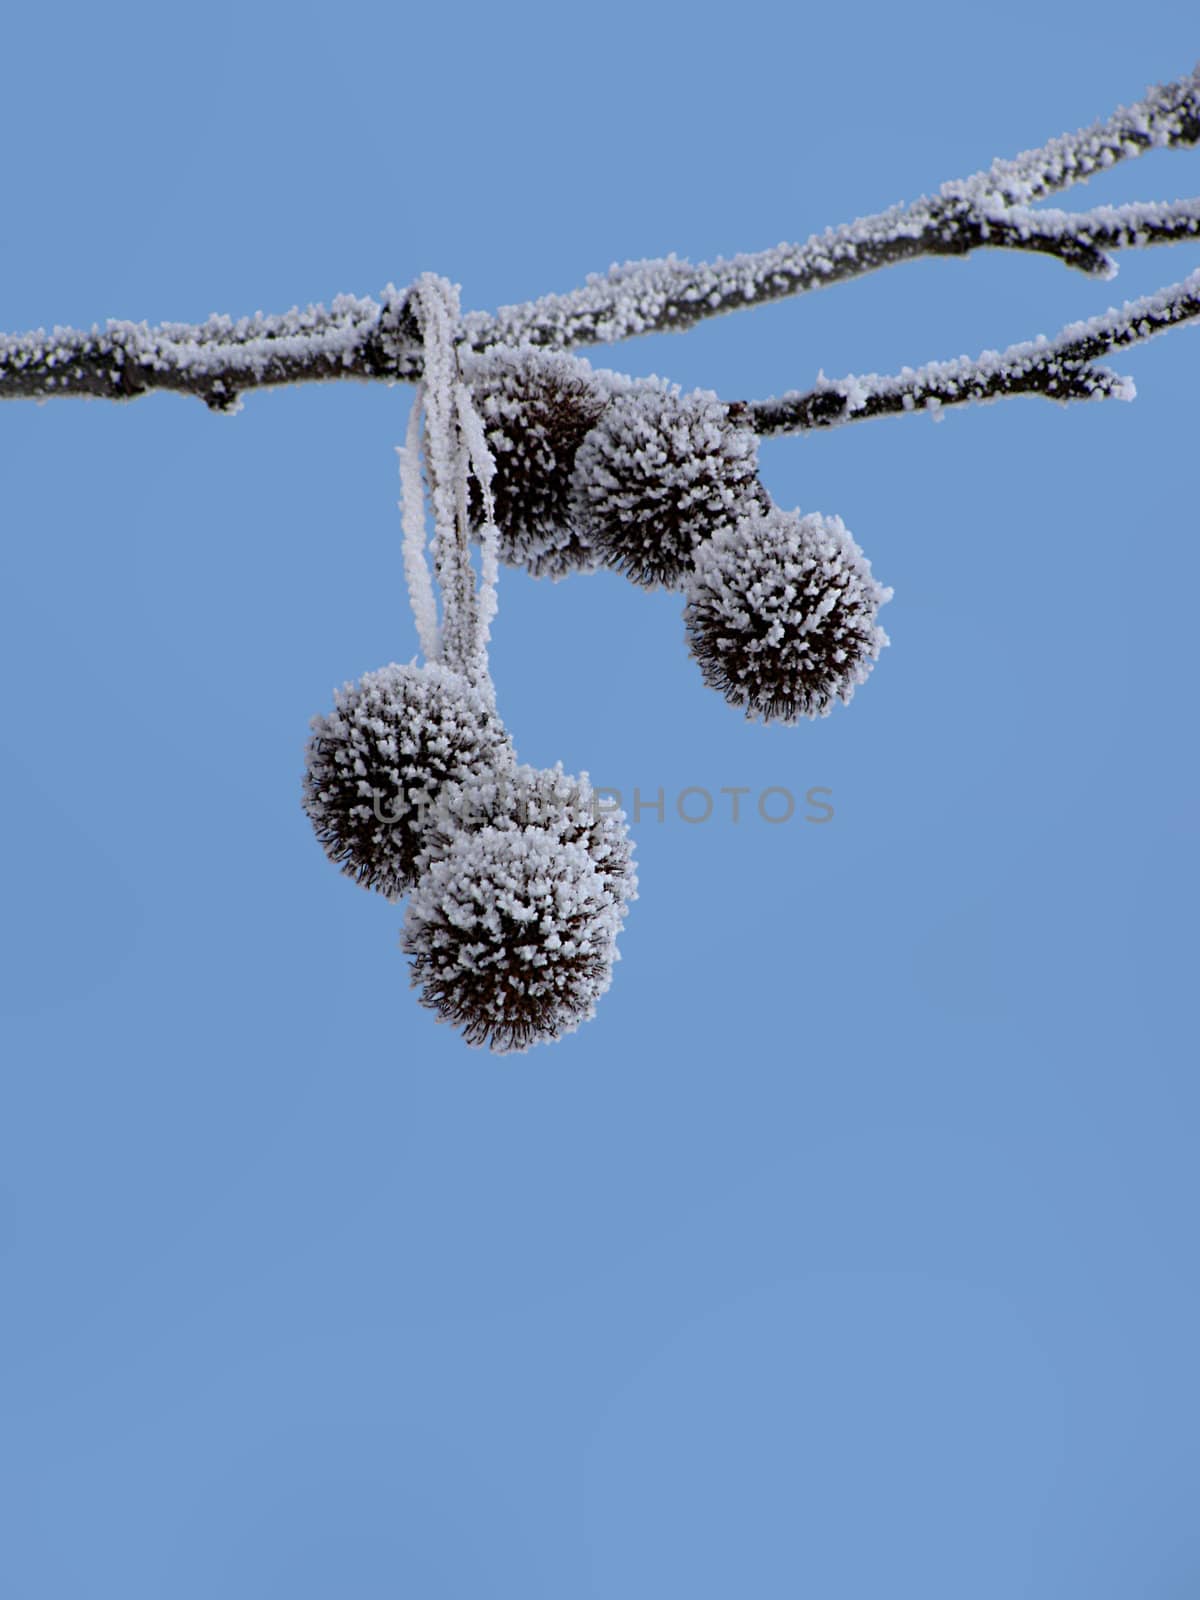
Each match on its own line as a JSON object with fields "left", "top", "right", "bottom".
{"left": 302, "top": 661, "right": 512, "bottom": 900}
{"left": 684, "top": 505, "right": 892, "bottom": 724}
{"left": 463, "top": 347, "right": 611, "bottom": 580}
{"left": 401, "top": 828, "right": 626, "bottom": 1053}
{"left": 569, "top": 385, "right": 764, "bottom": 590}
{"left": 419, "top": 762, "right": 638, "bottom": 909}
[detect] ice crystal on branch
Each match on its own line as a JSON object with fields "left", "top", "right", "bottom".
{"left": 4, "top": 68, "right": 1196, "bottom": 408}
{"left": 684, "top": 507, "right": 892, "bottom": 724}
{"left": 302, "top": 662, "right": 512, "bottom": 899}
{"left": 570, "top": 386, "right": 764, "bottom": 590}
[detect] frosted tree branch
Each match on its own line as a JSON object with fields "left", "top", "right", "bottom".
{"left": 950, "top": 68, "right": 1200, "bottom": 206}
{"left": 466, "top": 197, "right": 1200, "bottom": 355}
{"left": 1, "top": 67, "right": 1197, "bottom": 411}
{"left": 744, "top": 269, "right": 1200, "bottom": 434}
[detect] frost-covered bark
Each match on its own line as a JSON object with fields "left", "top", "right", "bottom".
{"left": 748, "top": 268, "right": 1200, "bottom": 434}
{"left": 2, "top": 67, "right": 1197, "bottom": 410}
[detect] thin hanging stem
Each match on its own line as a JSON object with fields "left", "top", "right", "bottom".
{"left": 396, "top": 382, "right": 441, "bottom": 662}
{"left": 456, "top": 379, "right": 500, "bottom": 668}
{"left": 406, "top": 274, "right": 500, "bottom": 690}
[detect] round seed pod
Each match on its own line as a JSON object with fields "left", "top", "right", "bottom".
{"left": 419, "top": 762, "right": 637, "bottom": 908}
{"left": 463, "top": 347, "right": 611, "bottom": 580}
{"left": 684, "top": 505, "right": 892, "bottom": 724}
{"left": 569, "top": 385, "right": 764, "bottom": 589}
{"left": 401, "top": 827, "right": 625, "bottom": 1053}
{"left": 302, "top": 661, "right": 512, "bottom": 900}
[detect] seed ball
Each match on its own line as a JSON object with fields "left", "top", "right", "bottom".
{"left": 419, "top": 762, "right": 637, "bottom": 911}
{"left": 463, "top": 347, "right": 610, "bottom": 580}
{"left": 684, "top": 505, "right": 892, "bottom": 723}
{"left": 302, "top": 661, "right": 512, "bottom": 900}
{"left": 401, "top": 827, "right": 625, "bottom": 1053}
{"left": 569, "top": 385, "right": 764, "bottom": 590}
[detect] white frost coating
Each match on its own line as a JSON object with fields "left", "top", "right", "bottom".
{"left": 568, "top": 383, "right": 763, "bottom": 590}
{"left": 402, "top": 760, "right": 636, "bottom": 1051}
{"left": 301, "top": 660, "right": 512, "bottom": 900}
{"left": 421, "top": 762, "right": 638, "bottom": 908}
{"left": 459, "top": 71, "right": 1199, "bottom": 357}
{"left": 401, "top": 824, "right": 627, "bottom": 1053}
{"left": 754, "top": 267, "right": 1200, "bottom": 433}
{"left": 4, "top": 70, "right": 1196, "bottom": 401}
{"left": 948, "top": 72, "right": 1200, "bottom": 207}
{"left": 407, "top": 274, "right": 502, "bottom": 689}
{"left": 413, "top": 275, "right": 473, "bottom": 671}
{"left": 397, "top": 382, "right": 441, "bottom": 663}
{"left": 458, "top": 346, "right": 611, "bottom": 579}
{"left": 455, "top": 379, "right": 501, "bottom": 659}
{"left": 1003, "top": 195, "right": 1200, "bottom": 237}
{"left": 0, "top": 293, "right": 391, "bottom": 391}
{"left": 684, "top": 506, "right": 892, "bottom": 723}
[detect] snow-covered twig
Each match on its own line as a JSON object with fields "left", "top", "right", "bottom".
{"left": 0, "top": 293, "right": 401, "bottom": 410}
{"left": 952, "top": 68, "right": 1199, "bottom": 206}
{"left": 1, "top": 69, "right": 1197, "bottom": 410}
{"left": 745, "top": 270, "right": 1200, "bottom": 434}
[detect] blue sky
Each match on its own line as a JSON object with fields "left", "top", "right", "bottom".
{"left": 2, "top": 4, "right": 1198, "bottom": 1597}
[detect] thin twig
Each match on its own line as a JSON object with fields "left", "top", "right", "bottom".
{"left": 744, "top": 269, "right": 1200, "bottom": 435}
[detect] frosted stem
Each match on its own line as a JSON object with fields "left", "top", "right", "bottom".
{"left": 455, "top": 380, "right": 500, "bottom": 672}
{"left": 397, "top": 383, "right": 441, "bottom": 663}
{"left": 406, "top": 275, "right": 499, "bottom": 690}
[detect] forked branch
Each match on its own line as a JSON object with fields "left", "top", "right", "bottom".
{"left": 1, "top": 67, "right": 1198, "bottom": 411}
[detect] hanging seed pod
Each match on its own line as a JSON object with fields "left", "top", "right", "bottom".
{"left": 419, "top": 762, "right": 636, "bottom": 901}
{"left": 463, "top": 347, "right": 611, "bottom": 579}
{"left": 401, "top": 826, "right": 626, "bottom": 1052}
{"left": 402, "top": 762, "right": 636, "bottom": 1052}
{"left": 302, "top": 661, "right": 512, "bottom": 900}
{"left": 684, "top": 505, "right": 891, "bottom": 723}
{"left": 569, "top": 385, "right": 764, "bottom": 589}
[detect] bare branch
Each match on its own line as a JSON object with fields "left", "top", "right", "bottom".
{"left": 951, "top": 66, "right": 1200, "bottom": 207}
{"left": 1, "top": 69, "right": 1198, "bottom": 411}
{"left": 745, "top": 269, "right": 1200, "bottom": 435}
{"left": 460, "top": 66, "right": 1200, "bottom": 351}
{"left": 464, "top": 193, "right": 1200, "bottom": 357}
{"left": 0, "top": 292, "right": 421, "bottom": 412}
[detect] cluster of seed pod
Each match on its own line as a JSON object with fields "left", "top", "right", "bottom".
{"left": 465, "top": 347, "right": 892, "bottom": 724}
{"left": 302, "top": 280, "right": 637, "bottom": 1054}
{"left": 302, "top": 664, "right": 637, "bottom": 1053}
{"left": 303, "top": 298, "right": 889, "bottom": 1054}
